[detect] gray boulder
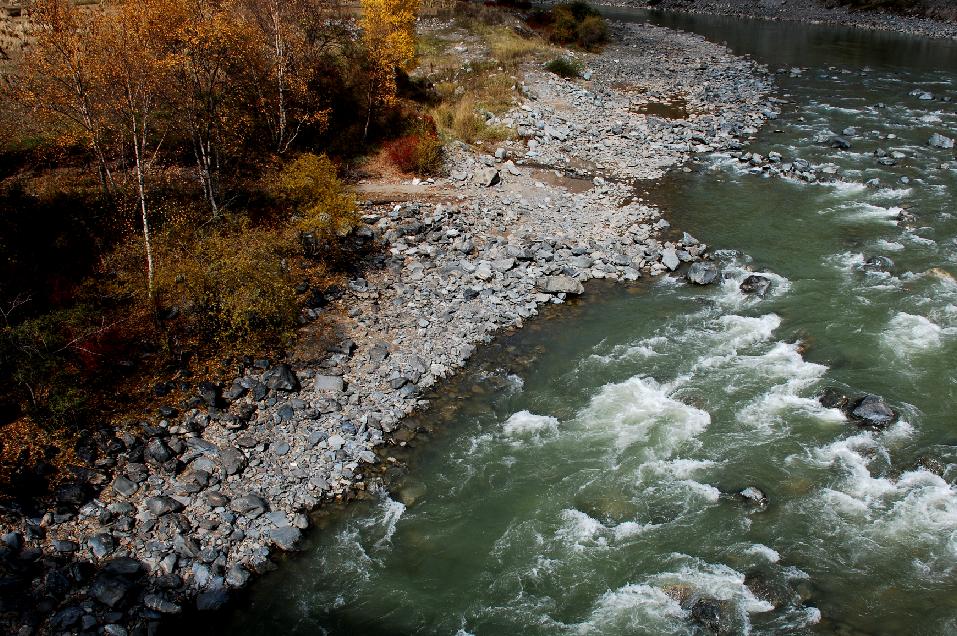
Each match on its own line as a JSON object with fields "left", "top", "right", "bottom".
{"left": 473, "top": 167, "right": 501, "bottom": 187}
{"left": 850, "top": 394, "right": 896, "bottom": 428}
{"left": 740, "top": 275, "right": 771, "bottom": 296}
{"left": 661, "top": 248, "right": 680, "bottom": 271}
{"left": 263, "top": 364, "right": 300, "bottom": 392}
{"left": 928, "top": 133, "right": 954, "bottom": 149}
{"left": 686, "top": 261, "right": 719, "bottom": 285}
{"left": 537, "top": 276, "right": 584, "bottom": 295}
{"left": 269, "top": 526, "right": 302, "bottom": 551}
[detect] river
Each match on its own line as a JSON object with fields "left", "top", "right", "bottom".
{"left": 203, "top": 9, "right": 957, "bottom": 636}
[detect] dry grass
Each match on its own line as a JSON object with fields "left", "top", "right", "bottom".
{"left": 483, "top": 26, "right": 549, "bottom": 65}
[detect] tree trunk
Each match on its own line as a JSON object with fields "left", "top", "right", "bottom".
{"left": 131, "top": 119, "right": 154, "bottom": 299}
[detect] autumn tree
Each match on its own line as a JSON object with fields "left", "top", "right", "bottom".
{"left": 166, "top": 0, "right": 255, "bottom": 218}
{"left": 100, "top": 0, "right": 176, "bottom": 298}
{"left": 13, "top": 0, "right": 114, "bottom": 197}
{"left": 244, "top": 0, "right": 341, "bottom": 154}
{"left": 359, "top": 0, "right": 420, "bottom": 140}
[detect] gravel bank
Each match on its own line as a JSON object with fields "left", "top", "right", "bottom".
{"left": 0, "top": 21, "right": 774, "bottom": 636}
{"left": 587, "top": 0, "right": 957, "bottom": 39}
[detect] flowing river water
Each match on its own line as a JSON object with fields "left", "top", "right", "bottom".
{"left": 206, "top": 10, "right": 957, "bottom": 636}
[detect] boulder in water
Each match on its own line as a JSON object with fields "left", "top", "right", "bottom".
{"left": 690, "top": 597, "right": 724, "bottom": 633}
{"left": 849, "top": 394, "right": 896, "bottom": 428}
{"left": 740, "top": 275, "right": 771, "bottom": 296}
{"left": 830, "top": 136, "right": 852, "bottom": 150}
{"left": 738, "top": 486, "right": 768, "bottom": 507}
{"left": 818, "top": 387, "right": 849, "bottom": 410}
{"left": 863, "top": 256, "right": 894, "bottom": 272}
{"left": 928, "top": 133, "right": 954, "bottom": 149}
{"left": 687, "top": 261, "right": 719, "bottom": 285}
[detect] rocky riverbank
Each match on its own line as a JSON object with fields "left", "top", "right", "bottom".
{"left": 590, "top": 0, "right": 957, "bottom": 39}
{"left": 0, "top": 20, "right": 774, "bottom": 636}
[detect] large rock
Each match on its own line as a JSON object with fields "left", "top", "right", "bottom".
{"left": 219, "top": 447, "right": 247, "bottom": 476}
{"left": 818, "top": 387, "right": 849, "bottom": 410}
{"left": 145, "top": 496, "right": 183, "bottom": 517}
{"left": 263, "top": 364, "right": 300, "bottom": 392}
{"left": 314, "top": 375, "right": 345, "bottom": 394}
{"left": 661, "top": 248, "right": 680, "bottom": 271}
{"left": 739, "top": 275, "right": 771, "bottom": 296}
{"left": 473, "top": 167, "right": 501, "bottom": 187}
{"left": 537, "top": 276, "right": 584, "bottom": 295}
{"left": 268, "top": 526, "right": 302, "bottom": 551}
{"left": 229, "top": 494, "right": 268, "bottom": 517}
{"left": 928, "top": 133, "right": 954, "bottom": 149}
{"left": 863, "top": 255, "right": 894, "bottom": 272}
{"left": 850, "top": 394, "right": 896, "bottom": 428}
{"left": 686, "top": 261, "right": 719, "bottom": 285}
{"left": 196, "top": 589, "right": 230, "bottom": 611}
{"left": 90, "top": 575, "right": 133, "bottom": 608}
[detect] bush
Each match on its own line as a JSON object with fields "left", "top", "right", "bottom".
{"left": 543, "top": 1, "right": 608, "bottom": 50}
{"left": 545, "top": 57, "right": 582, "bottom": 79}
{"left": 387, "top": 131, "right": 444, "bottom": 175}
{"left": 152, "top": 224, "right": 299, "bottom": 344}
{"left": 578, "top": 15, "right": 608, "bottom": 49}
{"left": 276, "top": 153, "right": 359, "bottom": 251}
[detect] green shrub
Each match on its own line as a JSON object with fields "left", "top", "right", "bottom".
{"left": 578, "top": 15, "right": 609, "bottom": 49}
{"left": 544, "top": 1, "right": 608, "bottom": 50}
{"left": 276, "top": 153, "right": 359, "bottom": 250}
{"left": 545, "top": 57, "right": 582, "bottom": 79}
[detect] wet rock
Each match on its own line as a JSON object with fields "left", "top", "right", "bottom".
{"left": 661, "top": 247, "right": 680, "bottom": 271}
{"left": 739, "top": 275, "right": 771, "bottom": 296}
{"left": 850, "top": 394, "right": 896, "bottom": 428}
{"left": 144, "top": 593, "right": 181, "bottom": 614}
{"left": 691, "top": 597, "right": 724, "bottom": 633}
{"left": 145, "top": 438, "right": 172, "bottom": 464}
{"left": 830, "top": 136, "right": 852, "bottom": 150}
{"left": 225, "top": 565, "right": 251, "bottom": 588}
{"left": 263, "top": 364, "right": 300, "bottom": 392}
{"left": 268, "top": 526, "right": 302, "bottom": 551}
{"left": 738, "top": 486, "right": 768, "bottom": 506}
{"left": 686, "top": 261, "right": 719, "bottom": 285}
{"left": 537, "top": 276, "right": 584, "bottom": 295}
{"left": 818, "top": 387, "right": 849, "bottom": 410}
{"left": 196, "top": 589, "right": 230, "bottom": 611}
{"left": 928, "top": 133, "right": 954, "bottom": 149}
{"left": 863, "top": 255, "right": 894, "bottom": 272}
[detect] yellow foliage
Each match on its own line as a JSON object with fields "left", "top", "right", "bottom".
{"left": 277, "top": 153, "right": 359, "bottom": 244}
{"left": 360, "top": 0, "right": 420, "bottom": 108}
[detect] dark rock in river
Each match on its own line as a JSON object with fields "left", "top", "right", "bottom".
{"left": 818, "top": 387, "right": 849, "bottom": 410}
{"left": 830, "top": 136, "right": 852, "bottom": 150}
{"left": 863, "top": 256, "right": 894, "bottom": 272}
{"left": 691, "top": 597, "right": 724, "bottom": 634}
{"left": 850, "top": 394, "right": 896, "bottom": 428}
{"left": 738, "top": 486, "right": 768, "bottom": 507}
{"left": 687, "top": 261, "right": 719, "bottom": 285}
{"left": 740, "top": 275, "right": 771, "bottom": 296}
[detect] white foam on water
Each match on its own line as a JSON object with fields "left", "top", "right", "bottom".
{"left": 732, "top": 343, "right": 841, "bottom": 431}
{"left": 837, "top": 201, "right": 902, "bottom": 224}
{"left": 882, "top": 312, "right": 947, "bottom": 354}
{"left": 502, "top": 410, "right": 560, "bottom": 440}
{"left": 803, "top": 426, "right": 957, "bottom": 575}
{"left": 578, "top": 375, "right": 711, "bottom": 456}
{"left": 826, "top": 250, "right": 865, "bottom": 274}
{"left": 648, "top": 559, "right": 775, "bottom": 616}
{"left": 576, "top": 584, "right": 687, "bottom": 635}
{"left": 373, "top": 496, "right": 407, "bottom": 549}
{"left": 876, "top": 239, "right": 905, "bottom": 251}
{"left": 714, "top": 265, "right": 792, "bottom": 309}
{"left": 818, "top": 179, "right": 867, "bottom": 195}
{"left": 745, "top": 544, "right": 781, "bottom": 563}
{"left": 870, "top": 186, "right": 912, "bottom": 200}
{"left": 556, "top": 509, "right": 608, "bottom": 551}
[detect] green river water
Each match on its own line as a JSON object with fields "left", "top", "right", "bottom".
{"left": 208, "top": 10, "right": 957, "bottom": 636}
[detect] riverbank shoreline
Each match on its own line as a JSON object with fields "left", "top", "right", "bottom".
{"left": 0, "top": 18, "right": 774, "bottom": 636}
{"left": 586, "top": 0, "right": 957, "bottom": 40}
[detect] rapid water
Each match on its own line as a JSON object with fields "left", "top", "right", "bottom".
{"left": 205, "top": 11, "right": 957, "bottom": 636}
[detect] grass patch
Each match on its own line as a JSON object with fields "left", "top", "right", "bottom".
{"left": 545, "top": 56, "right": 582, "bottom": 79}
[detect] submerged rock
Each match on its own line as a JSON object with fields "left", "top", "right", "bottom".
{"left": 691, "top": 597, "right": 724, "bottom": 634}
{"left": 849, "top": 394, "right": 896, "bottom": 428}
{"left": 863, "top": 255, "right": 894, "bottom": 272}
{"left": 687, "top": 261, "right": 719, "bottom": 285}
{"left": 739, "top": 275, "right": 771, "bottom": 296}
{"left": 818, "top": 387, "right": 849, "bottom": 410}
{"left": 928, "top": 133, "right": 954, "bottom": 149}
{"left": 738, "top": 486, "right": 768, "bottom": 507}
